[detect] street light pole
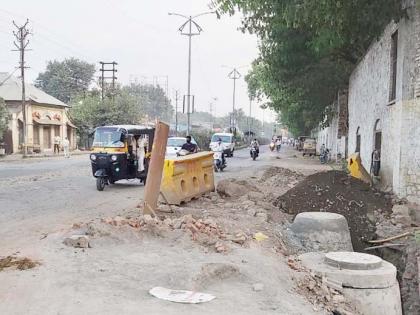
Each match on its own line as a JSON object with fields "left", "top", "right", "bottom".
{"left": 248, "top": 97, "right": 252, "bottom": 139}
{"left": 169, "top": 11, "right": 215, "bottom": 135}
{"left": 227, "top": 68, "right": 241, "bottom": 134}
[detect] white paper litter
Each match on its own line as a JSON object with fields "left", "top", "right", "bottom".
{"left": 149, "top": 287, "right": 216, "bottom": 304}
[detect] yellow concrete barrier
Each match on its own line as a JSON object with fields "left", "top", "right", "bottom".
{"left": 348, "top": 153, "right": 372, "bottom": 184}
{"left": 160, "top": 152, "right": 215, "bottom": 205}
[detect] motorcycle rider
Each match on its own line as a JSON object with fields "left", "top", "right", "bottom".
{"left": 181, "top": 136, "right": 198, "bottom": 154}
{"left": 275, "top": 137, "right": 282, "bottom": 152}
{"left": 250, "top": 138, "right": 260, "bottom": 156}
{"left": 211, "top": 138, "right": 226, "bottom": 166}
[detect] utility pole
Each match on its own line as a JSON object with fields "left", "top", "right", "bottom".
{"left": 227, "top": 68, "right": 241, "bottom": 134}
{"left": 169, "top": 11, "right": 215, "bottom": 135}
{"left": 209, "top": 97, "right": 217, "bottom": 130}
{"left": 99, "top": 61, "right": 118, "bottom": 101}
{"left": 175, "top": 90, "right": 179, "bottom": 136}
{"left": 248, "top": 98, "right": 252, "bottom": 139}
{"left": 13, "top": 19, "right": 31, "bottom": 156}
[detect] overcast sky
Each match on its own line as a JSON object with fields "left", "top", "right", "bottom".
{"left": 0, "top": 0, "right": 274, "bottom": 122}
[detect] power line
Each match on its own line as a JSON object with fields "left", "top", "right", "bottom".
{"left": 0, "top": 9, "right": 97, "bottom": 63}
{"left": 0, "top": 68, "right": 18, "bottom": 86}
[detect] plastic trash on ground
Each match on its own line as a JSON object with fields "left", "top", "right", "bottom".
{"left": 149, "top": 287, "right": 216, "bottom": 304}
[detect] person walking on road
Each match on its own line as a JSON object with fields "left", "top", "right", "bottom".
{"left": 371, "top": 148, "right": 381, "bottom": 176}
{"left": 62, "top": 137, "right": 70, "bottom": 158}
{"left": 53, "top": 135, "right": 61, "bottom": 154}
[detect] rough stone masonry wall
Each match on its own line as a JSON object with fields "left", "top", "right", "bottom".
{"left": 348, "top": 5, "right": 419, "bottom": 198}
{"left": 398, "top": 4, "right": 420, "bottom": 203}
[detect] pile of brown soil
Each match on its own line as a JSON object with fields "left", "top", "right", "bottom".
{"left": 276, "top": 170, "right": 393, "bottom": 251}
{"left": 259, "top": 166, "right": 304, "bottom": 188}
{"left": 0, "top": 256, "right": 39, "bottom": 271}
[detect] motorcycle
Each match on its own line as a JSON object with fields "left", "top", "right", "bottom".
{"left": 276, "top": 143, "right": 281, "bottom": 152}
{"left": 250, "top": 146, "right": 258, "bottom": 161}
{"left": 213, "top": 151, "right": 226, "bottom": 172}
{"left": 269, "top": 142, "right": 275, "bottom": 152}
{"left": 320, "top": 149, "right": 330, "bottom": 164}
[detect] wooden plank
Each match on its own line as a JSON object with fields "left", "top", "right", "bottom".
{"left": 142, "top": 121, "right": 169, "bottom": 216}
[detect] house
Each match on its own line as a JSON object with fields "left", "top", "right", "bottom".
{"left": 315, "top": 2, "right": 420, "bottom": 203}
{"left": 0, "top": 73, "right": 77, "bottom": 154}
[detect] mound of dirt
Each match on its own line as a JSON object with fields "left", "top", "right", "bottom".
{"left": 0, "top": 256, "right": 39, "bottom": 271}
{"left": 259, "top": 167, "right": 304, "bottom": 188}
{"left": 217, "top": 179, "right": 260, "bottom": 198}
{"left": 276, "top": 171, "right": 392, "bottom": 251}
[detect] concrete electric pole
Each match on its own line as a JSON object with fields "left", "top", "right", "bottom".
{"left": 168, "top": 11, "right": 215, "bottom": 135}
{"left": 13, "top": 19, "right": 31, "bottom": 156}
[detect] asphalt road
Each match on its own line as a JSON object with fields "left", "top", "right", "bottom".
{"left": 0, "top": 144, "right": 328, "bottom": 253}
{"left": 0, "top": 146, "right": 277, "bottom": 250}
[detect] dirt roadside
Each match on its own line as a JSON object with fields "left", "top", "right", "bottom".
{"left": 0, "top": 148, "right": 337, "bottom": 315}
{"left": 2, "top": 147, "right": 416, "bottom": 314}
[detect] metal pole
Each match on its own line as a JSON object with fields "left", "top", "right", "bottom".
{"left": 248, "top": 98, "right": 252, "bottom": 139}
{"left": 187, "top": 17, "right": 192, "bottom": 136}
{"left": 169, "top": 11, "right": 214, "bottom": 136}
{"left": 232, "top": 69, "right": 236, "bottom": 131}
{"left": 175, "top": 90, "right": 179, "bottom": 136}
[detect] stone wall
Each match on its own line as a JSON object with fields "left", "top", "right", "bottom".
{"left": 348, "top": 5, "right": 420, "bottom": 198}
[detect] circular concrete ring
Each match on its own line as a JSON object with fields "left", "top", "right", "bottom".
{"left": 291, "top": 212, "right": 349, "bottom": 234}
{"left": 325, "top": 251, "right": 383, "bottom": 270}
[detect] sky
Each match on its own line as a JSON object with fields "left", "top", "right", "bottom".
{"left": 0, "top": 0, "right": 275, "bottom": 123}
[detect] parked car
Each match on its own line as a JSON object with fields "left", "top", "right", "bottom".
{"left": 210, "top": 133, "right": 236, "bottom": 157}
{"left": 303, "top": 138, "right": 317, "bottom": 156}
{"left": 166, "top": 137, "right": 198, "bottom": 157}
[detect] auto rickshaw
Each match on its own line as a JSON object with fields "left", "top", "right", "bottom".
{"left": 90, "top": 125, "right": 155, "bottom": 191}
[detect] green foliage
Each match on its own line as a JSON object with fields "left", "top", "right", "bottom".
{"left": 122, "top": 83, "right": 173, "bottom": 123}
{"left": 36, "top": 58, "right": 96, "bottom": 103}
{"left": 0, "top": 98, "right": 9, "bottom": 141}
{"left": 69, "top": 83, "right": 173, "bottom": 146}
{"left": 213, "top": 0, "right": 405, "bottom": 135}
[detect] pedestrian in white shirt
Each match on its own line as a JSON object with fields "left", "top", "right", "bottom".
{"left": 62, "top": 137, "right": 70, "bottom": 158}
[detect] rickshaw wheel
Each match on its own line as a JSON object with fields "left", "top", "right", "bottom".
{"left": 96, "top": 177, "right": 106, "bottom": 191}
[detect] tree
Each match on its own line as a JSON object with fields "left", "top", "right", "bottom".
{"left": 36, "top": 58, "right": 96, "bottom": 103}
{"left": 122, "top": 83, "right": 173, "bottom": 123}
{"left": 213, "top": 0, "right": 404, "bottom": 135}
{"left": 0, "top": 98, "right": 9, "bottom": 141}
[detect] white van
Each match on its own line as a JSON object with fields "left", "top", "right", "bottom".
{"left": 210, "top": 133, "right": 236, "bottom": 157}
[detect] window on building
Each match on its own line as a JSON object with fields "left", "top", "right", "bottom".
{"left": 389, "top": 30, "right": 398, "bottom": 102}
{"left": 356, "top": 127, "right": 361, "bottom": 153}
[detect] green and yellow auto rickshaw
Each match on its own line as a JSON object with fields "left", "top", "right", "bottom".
{"left": 90, "top": 125, "right": 155, "bottom": 191}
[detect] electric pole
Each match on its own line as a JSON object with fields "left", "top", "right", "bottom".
{"left": 99, "top": 61, "right": 118, "bottom": 101}
{"left": 13, "top": 19, "right": 31, "bottom": 156}
{"left": 169, "top": 11, "right": 215, "bottom": 135}
{"left": 175, "top": 90, "right": 180, "bottom": 136}
{"left": 248, "top": 97, "right": 252, "bottom": 140}
{"left": 209, "top": 97, "right": 217, "bottom": 130}
{"left": 228, "top": 68, "right": 241, "bottom": 134}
